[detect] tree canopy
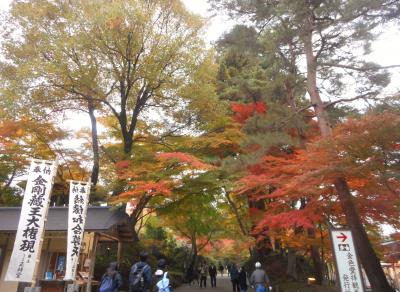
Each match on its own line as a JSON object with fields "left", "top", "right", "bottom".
{"left": 0, "top": 1, "right": 399, "bottom": 290}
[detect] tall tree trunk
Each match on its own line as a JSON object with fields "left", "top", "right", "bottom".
{"left": 225, "top": 192, "right": 249, "bottom": 236}
{"left": 123, "top": 136, "right": 133, "bottom": 154}
{"left": 88, "top": 100, "right": 100, "bottom": 186}
{"left": 128, "top": 215, "right": 140, "bottom": 242}
{"left": 191, "top": 234, "right": 198, "bottom": 270}
{"left": 310, "top": 245, "right": 323, "bottom": 285}
{"left": 303, "top": 28, "right": 393, "bottom": 292}
{"left": 334, "top": 177, "right": 393, "bottom": 291}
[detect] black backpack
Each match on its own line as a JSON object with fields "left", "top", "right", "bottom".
{"left": 129, "top": 263, "right": 148, "bottom": 292}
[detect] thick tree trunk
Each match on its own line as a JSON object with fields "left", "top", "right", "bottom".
{"left": 189, "top": 234, "right": 198, "bottom": 274}
{"left": 88, "top": 101, "right": 100, "bottom": 186}
{"left": 303, "top": 28, "right": 394, "bottom": 291}
{"left": 128, "top": 215, "right": 140, "bottom": 242}
{"left": 123, "top": 136, "right": 133, "bottom": 154}
{"left": 334, "top": 177, "right": 394, "bottom": 291}
{"left": 310, "top": 245, "right": 323, "bottom": 285}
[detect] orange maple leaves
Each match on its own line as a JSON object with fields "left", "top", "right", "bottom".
{"left": 114, "top": 152, "right": 211, "bottom": 206}
{"left": 156, "top": 152, "right": 211, "bottom": 169}
{"left": 231, "top": 101, "right": 267, "bottom": 123}
{"left": 238, "top": 111, "right": 400, "bottom": 240}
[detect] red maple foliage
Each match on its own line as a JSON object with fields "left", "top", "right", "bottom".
{"left": 231, "top": 101, "right": 267, "bottom": 123}
{"left": 238, "top": 112, "right": 400, "bottom": 242}
{"left": 120, "top": 180, "right": 172, "bottom": 198}
{"left": 157, "top": 152, "right": 211, "bottom": 169}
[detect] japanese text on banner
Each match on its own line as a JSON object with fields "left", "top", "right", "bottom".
{"left": 5, "top": 160, "right": 57, "bottom": 282}
{"left": 64, "top": 181, "right": 90, "bottom": 280}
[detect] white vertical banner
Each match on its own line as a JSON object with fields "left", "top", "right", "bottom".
{"left": 64, "top": 180, "right": 90, "bottom": 280}
{"left": 330, "top": 229, "right": 365, "bottom": 292}
{"left": 5, "top": 159, "right": 57, "bottom": 282}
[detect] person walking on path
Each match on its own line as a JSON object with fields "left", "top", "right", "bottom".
{"left": 250, "top": 262, "right": 270, "bottom": 292}
{"left": 99, "top": 262, "right": 123, "bottom": 292}
{"left": 154, "top": 259, "right": 171, "bottom": 292}
{"left": 200, "top": 264, "right": 208, "bottom": 288}
{"left": 186, "top": 264, "right": 195, "bottom": 286}
{"left": 154, "top": 269, "right": 171, "bottom": 292}
{"left": 238, "top": 266, "right": 248, "bottom": 292}
{"left": 129, "top": 251, "right": 152, "bottom": 292}
{"left": 229, "top": 263, "right": 240, "bottom": 292}
{"left": 209, "top": 264, "right": 217, "bottom": 287}
{"left": 218, "top": 264, "right": 224, "bottom": 277}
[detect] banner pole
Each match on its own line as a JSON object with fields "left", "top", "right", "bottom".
{"left": 30, "top": 160, "right": 58, "bottom": 288}
{"left": 65, "top": 178, "right": 91, "bottom": 290}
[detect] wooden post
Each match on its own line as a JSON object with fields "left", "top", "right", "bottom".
{"left": 117, "top": 241, "right": 122, "bottom": 266}
{"left": 86, "top": 233, "right": 98, "bottom": 292}
{"left": 30, "top": 226, "right": 46, "bottom": 288}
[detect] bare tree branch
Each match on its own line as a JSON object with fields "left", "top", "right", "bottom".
{"left": 320, "top": 63, "right": 400, "bottom": 72}
{"left": 323, "top": 92, "right": 378, "bottom": 108}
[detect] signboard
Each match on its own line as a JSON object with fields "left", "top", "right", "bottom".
{"left": 64, "top": 181, "right": 90, "bottom": 280}
{"left": 330, "top": 229, "right": 365, "bottom": 292}
{"left": 5, "top": 159, "right": 57, "bottom": 282}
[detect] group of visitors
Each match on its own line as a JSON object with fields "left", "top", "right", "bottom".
{"left": 99, "top": 251, "right": 170, "bottom": 292}
{"left": 199, "top": 263, "right": 218, "bottom": 288}
{"left": 98, "top": 251, "right": 271, "bottom": 292}
{"left": 228, "top": 262, "right": 270, "bottom": 292}
{"left": 187, "top": 263, "right": 218, "bottom": 288}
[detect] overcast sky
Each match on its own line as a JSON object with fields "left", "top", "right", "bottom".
{"left": 1, "top": 0, "right": 399, "bottom": 64}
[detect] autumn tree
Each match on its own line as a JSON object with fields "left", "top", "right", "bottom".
{"left": 0, "top": 0, "right": 223, "bottom": 185}
{"left": 160, "top": 192, "right": 222, "bottom": 273}
{"left": 0, "top": 109, "right": 71, "bottom": 205}
{"left": 244, "top": 110, "right": 400, "bottom": 253}
{"left": 214, "top": 24, "right": 330, "bottom": 280}
{"left": 210, "top": 1, "right": 400, "bottom": 290}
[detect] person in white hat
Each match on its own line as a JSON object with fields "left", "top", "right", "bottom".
{"left": 250, "top": 262, "right": 270, "bottom": 292}
{"left": 155, "top": 269, "right": 170, "bottom": 292}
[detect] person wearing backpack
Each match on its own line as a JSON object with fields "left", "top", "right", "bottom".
{"left": 218, "top": 264, "right": 224, "bottom": 277}
{"left": 250, "top": 262, "right": 270, "bottom": 292}
{"left": 238, "top": 266, "right": 248, "bottom": 292}
{"left": 154, "top": 269, "right": 171, "bottom": 292}
{"left": 99, "top": 262, "right": 123, "bottom": 292}
{"left": 199, "top": 264, "right": 208, "bottom": 288}
{"left": 230, "top": 263, "right": 240, "bottom": 292}
{"left": 129, "top": 251, "right": 152, "bottom": 292}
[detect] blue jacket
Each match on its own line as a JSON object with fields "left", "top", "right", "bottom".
{"left": 230, "top": 266, "right": 239, "bottom": 280}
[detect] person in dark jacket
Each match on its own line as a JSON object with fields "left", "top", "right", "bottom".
{"left": 230, "top": 263, "right": 240, "bottom": 292}
{"left": 238, "top": 266, "right": 248, "bottom": 292}
{"left": 218, "top": 264, "right": 224, "bottom": 277}
{"left": 129, "top": 251, "right": 152, "bottom": 292}
{"left": 100, "top": 262, "right": 123, "bottom": 292}
{"left": 209, "top": 264, "right": 217, "bottom": 287}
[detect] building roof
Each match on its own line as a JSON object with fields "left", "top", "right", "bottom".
{"left": 0, "top": 206, "right": 130, "bottom": 233}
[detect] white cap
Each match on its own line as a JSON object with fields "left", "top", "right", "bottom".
{"left": 255, "top": 262, "right": 261, "bottom": 268}
{"left": 155, "top": 269, "right": 163, "bottom": 276}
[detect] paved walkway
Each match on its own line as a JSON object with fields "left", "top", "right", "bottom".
{"left": 175, "top": 275, "right": 234, "bottom": 292}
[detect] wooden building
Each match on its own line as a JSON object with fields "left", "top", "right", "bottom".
{"left": 0, "top": 206, "right": 133, "bottom": 292}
